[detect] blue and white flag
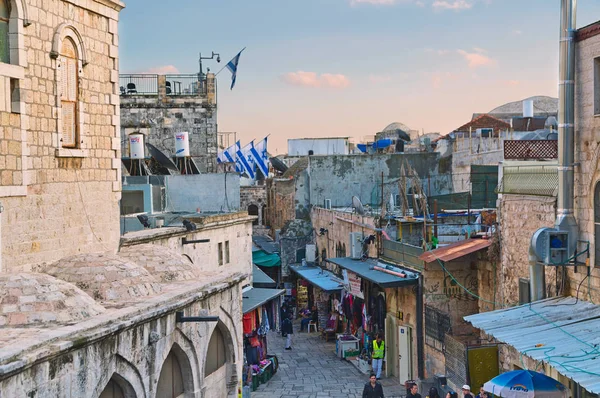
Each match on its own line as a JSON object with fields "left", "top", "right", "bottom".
{"left": 223, "top": 141, "right": 243, "bottom": 173}
{"left": 216, "top": 149, "right": 227, "bottom": 164}
{"left": 226, "top": 48, "right": 246, "bottom": 90}
{"left": 236, "top": 141, "right": 255, "bottom": 179}
{"left": 250, "top": 136, "right": 270, "bottom": 177}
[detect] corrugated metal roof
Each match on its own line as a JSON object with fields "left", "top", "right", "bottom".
{"left": 253, "top": 265, "right": 276, "bottom": 288}
{"left": 289, "top": 265, "right": 344, "bottom": 292}
{"left": 252, "top": 235, "right": 279, "bottom": 254}
{"left": 419, "top": 239, "right": 491, "bottom": 263}
{"left": 242, "top": 287, "right": 285, "bottom": 314}
{"left": 327, "top": 257, "right": 419, "bottom": 288}
{"left": 464, "top": 297, "right": 600, "bottom": 394}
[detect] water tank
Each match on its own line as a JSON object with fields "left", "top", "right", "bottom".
{"left": 175, "top": 131, "right": 190, "bottom": 157}
{"left": 523, "top": 99, "right": 534, "bottom": 118}
{"left": 129, "top": 133, "right": 145, "bottom": 159}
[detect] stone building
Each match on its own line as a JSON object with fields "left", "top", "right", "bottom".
{"left": 120, "top": 72, "right": 217, "bottom": 173}
{"left": 0, "top": 0, "right": 123, "bottom": 273}
{"left": 240, "top": 185, "right": 267, "bottom": 228}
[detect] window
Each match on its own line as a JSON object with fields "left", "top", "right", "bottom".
{"left": 595, "top": 57, "right": 600, "bottom": 115}
{"left": 99, "top": 379, "right": 125, "bottom": 398}
{"left": 218, "top": 242, "right": 223, "bottom": 266}
{"left": 205, "top": 327, "right": 226, "bottom": 376}
{"left": 59, "top": 38, "right": 79, "bottom": 148}
{"left": 425, "top": 305, "right": 451, "bottom": 351}
{"left": 0, "top": 0, "right": 9, "bottom": 63}
{"left": 225, "top": 240, "right": 230, "bottom": 264}
{"left": 156, "top": 351, "right": 184, "bottom": 398}
{"left": 595, "top": 182, "right": 600, "bottom": 265}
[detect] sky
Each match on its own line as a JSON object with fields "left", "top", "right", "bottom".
{"left": 119, "top": 0, "right": 600, "bottom": 154}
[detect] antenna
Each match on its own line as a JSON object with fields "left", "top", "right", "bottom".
{"left": 352, "top": 196, "right": 365, "bottom": 215}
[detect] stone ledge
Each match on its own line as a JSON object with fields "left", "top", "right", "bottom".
{"left": 0, "top": 272, "right": 246, "bottom": 378}
{"left": 0, "top": 63, "right": 25, "bottom": 80}
{"left": 55, "top": 148, "right": 88, "bottom": 158}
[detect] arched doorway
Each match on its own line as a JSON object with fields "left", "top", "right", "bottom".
{"left": 248, "top": 204, "right": 259, "bottom": 226}
{"left": 203, "top": 324, "right": 235, "bottom": 398}
{"left": 98, "top": 374, "right": 136, "bottom": 398}
{"left": 157, "top": 345, "right": 194, "bottom": 398}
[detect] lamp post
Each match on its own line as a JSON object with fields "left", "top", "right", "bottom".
{"left": 198, "top": 51, "right": 221, "bottom": 80}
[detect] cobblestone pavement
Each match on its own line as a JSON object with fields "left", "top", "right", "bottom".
{"left": 254, "top": 323, "right": 407, "bottom": 398}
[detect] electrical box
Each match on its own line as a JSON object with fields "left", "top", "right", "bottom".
{"left": 324, "top": 199, "right": 332, "bottom": 209}
{"left": 532, "top": 227, "right": 570, "bottom": 265}
{"left": 350, "top": 232, "right": 364, "bottom": 259}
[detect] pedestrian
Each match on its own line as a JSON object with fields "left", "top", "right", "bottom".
{"left": 362, "top": 373, "right": 384, "bottom": 398}
{"left": 280, "top": 303, "right": 288, "bottom": 337}
{"left": 283, "top": 313, "right": 293, "bottom": 350}
{"left": 427, "top": 387, "right": 440, "bottom": 398}
{"left": 407, "top": 383, "right": 422, "bottom": 398}
{"left": 475, "top": 385, "right": 488, "bottom": 398}
{"left": 371, "top": 334, "right": 385, "bottom": 380}
{"left": 462, "top": 385, "right": 474, "bottom": 398}
{"left": 445, "top": 393, "right": 458, "bottom": 398}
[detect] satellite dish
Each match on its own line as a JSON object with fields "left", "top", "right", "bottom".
{"left": 390, "top": 193, "right": 395, "bottom": 210}
{"left": 146, "top": 143, "right": 179, "bottom": 171}
{"left": 270, "top": 156, "right": 288, "bottom": 173}
{"left": 352, "top": 196, "right": 365, "bottom": 215}
{"left": 392, "top": 129, "right": 411, "bottom": 142}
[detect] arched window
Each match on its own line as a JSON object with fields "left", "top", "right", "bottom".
{"left": 0, "top": 0, "right": 9, "bottom": 63}
{"left": 595, "top": 182, "right": 600, "bottom": 266}
{"left": 157, "top": 351, "right": 184, "bottom": 398}
{"left": 99, "top": 379, "right": 125, "bottom": 398}
{"left": 342, "top": 243, "right": 346, "bottom": 257}
{"left": 308, "top": 150, "right": 314, "bottom": 156}
{"left": 59, "top": 37, "right": 79, "bottom": 148}
{"left": 205, "top": 327, "right": 226, "bottom": 376}
{"left": 248, "top": 204, "right": 259, "bottom": 226}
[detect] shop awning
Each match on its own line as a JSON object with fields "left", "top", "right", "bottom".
{"left": 464, "top": 297, "right": 600, "bottom": 394}
{"left": 253, "top": 265, "right": 276, "bottom": 288}
{"left": 242, "top": 287, "right": 285, "bottom": 314}
{"left": 252, "top": 235, "right": 279, "bottom": 254}
{"left": 289, "top": 265, "right": 344, "bottom": 292}
{"left": 327, "top": 257, "right": 419, "bottom": 288}
{"left": 252, "top": 249, "right": 281, "bottom": 267}
{"left": 419, "top": 239, "right": 491, "bottom": 263}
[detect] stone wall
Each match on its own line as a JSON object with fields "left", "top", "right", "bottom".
{"left": 266, "top": 178, "right": 296, "bottom": 237}
{"left": 0, "top": 0, "right": 123, "bottom": 273}
{"left": 240, "top": 185, "right": 267, "bottom": 226}
{"left": 120, "top": 74, "right": 217, "bottom": 173}
{"left": 164, "top": 174, "right": 241, "bottom": 213}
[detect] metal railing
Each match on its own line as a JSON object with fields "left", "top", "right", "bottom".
{"left": 119, "top": 74, "right": 158, "bottom": 95}
{"left": 382, "top": 240, "right": 424, "bottom": 271}
{"left": 165, "top": 74, "right": 206, "bottom": 96}
{"left": 504, "top": 139, "right": 558, "bottom": 160}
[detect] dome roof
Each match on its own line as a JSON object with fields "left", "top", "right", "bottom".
{"left": 118, "top": 244, "right": 199, "bottom": 282}
{"left": 488, "top": 96, "right": 558, "bottom": 115}
{"left": 0, "top": 273, "right": 105, "bottom": 327}
{"left": 45, "top": 253, "right": 161, "bottom": 302}
{"left": 382, "top": 122, "right": 411, "bottom": 133}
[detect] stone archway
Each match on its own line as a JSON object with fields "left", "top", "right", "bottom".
{"left": 202, "top": 321, "right": 236, "bottom": 398}
{"left": 98, "top": 373, "right": 137, "bottom": 398}
{"left": 156, "top": 343, "right": 195, "bottom": 398}
{"left": 248, "top": 204, "right": 259, "bottom": 226}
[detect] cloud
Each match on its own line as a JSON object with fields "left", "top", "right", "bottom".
{"left": 424, "top": 48, "right": 450, "bottom": 55}
{"left": 368, "top": 74, "right": 392, "bottom": 84}
{"left": 457, "top": 49, "right": 495, "bottom": 68}
{"left": 432, "top": 0, "right": 474, "bottom": 10}
{"left": 350, "top": 0, "right": 396, "bottom": 5}
{"left": 430, "top": 71, "right": 461, "bottom": 89}
{"left": 282, "top": 71, "right": 350, "bottom": 89}
{"left": 142, "top": 65, "right": 180, "bottom": 74}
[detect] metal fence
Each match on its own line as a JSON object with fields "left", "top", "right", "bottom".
{"left": 119, "top": 74, "right": 158, "bottom": 95}
{"left": 504, "top": 139, "right": 558, "bottom": 160}
{"left": 382, "top": 240, "right": 424, "bottom": 270}
{"left": 165, "top": 74, "right": 206, "bottom": 96}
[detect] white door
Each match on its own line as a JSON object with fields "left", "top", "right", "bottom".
{"left": 398, "top": 326, "right": 412, "bottom": 384}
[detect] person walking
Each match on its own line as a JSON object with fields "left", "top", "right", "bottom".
{"left": 362, "top": 373, "right": 384, "bottom": 398}
{"left": 280, "top": 303, "right": 288, "bottom": 337}
{"left": 462, "top": 385, "right": 474, "bottom": 398}
{"left": 427, "top": 387, "right": 440, "bottom": 398}
{"left": 283, "top": 313, "right": 294, "bottom": 350}
{"left": 407, "top": 383, "right": 422, "bottom": 398}
{"left": 371, "top": 334, "right": 385, "bottom": 380}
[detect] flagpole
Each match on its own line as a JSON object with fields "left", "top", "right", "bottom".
{"left": 215, "top": 47, "right": 246, "bottom": 76}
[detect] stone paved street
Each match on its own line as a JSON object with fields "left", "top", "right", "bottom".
{"left": 255, "top": 323, "right": 407, "bottom": 398}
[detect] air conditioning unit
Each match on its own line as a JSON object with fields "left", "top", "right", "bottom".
{"left": 350, "top": 232, "right": 364, "bottom": 259}
{"left": 476, "top": 128, "right": 493, "bottom": 137}
{"left": 305, "top": 244, "right": 316, "bottom": 263}
{"left": 324, "top": 199, "right": 332, "bottom": 209}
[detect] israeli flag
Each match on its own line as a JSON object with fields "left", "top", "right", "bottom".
{"left": 216, "top": 150, "right": 227, "bottom": 164}
{"left": 236, "top": 141, "right": 255, "bottom": 179}
{"left": 223, "top": 141, "right": 243, "bottom": 173}
{"left": 226, "top": 48, "right": 246, "bottom": 90}
{"left": 251, "top": 136, "right": 270, "bottom": 177}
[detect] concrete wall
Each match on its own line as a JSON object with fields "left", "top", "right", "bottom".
{"left": 308, "top": 153, "right": 449, "bottom": 209}
{"left": 120, "top": 74, "right": 217, "bottom": 173}
{"left": 165, "top": 174, "right": 240, "bottom": 213}
{"left": 288, "top": 138, "right": 350, "bottom": 156}
{"left": 0, "top": 0, "right": 123, "bottom": 273}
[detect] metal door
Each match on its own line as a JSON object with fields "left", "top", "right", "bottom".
{"left": 467, "top": 345, "right": 499, "bottom": 393}
{"left": 398, "top": 326, "right": 412, "bottom": 384}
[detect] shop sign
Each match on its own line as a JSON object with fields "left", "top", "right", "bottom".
{"left": 346, "top": 270, "right": 364, "bottom": 299}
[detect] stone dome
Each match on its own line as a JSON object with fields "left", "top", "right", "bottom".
{"left": 488, "top": 96, "right": 558, "bottom": 115}
{"left": 45, "top": 253, "right": 161, "bottom": 302}
{"left": 382, "top": 122, "right": 412, "bottom": 133}
{"left": 0, "top": 273, "right": 105, "bottom": 327}
{"left": 118, "top": 244, "right": 200, "bottom": 282}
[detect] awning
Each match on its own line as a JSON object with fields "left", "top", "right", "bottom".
{"left": 252, "top": 235, "right": 279, "bottom": 254}
{"left": 327, "top": 257, "right": 419, "bottom": 288}
{"left": 464, "top": 297, "right": 600, "bottom": 394}
{"left": 289, "top": 265, "right": 343, "bottom": 292}
{"left": 253, "top": 264, "right": 276, "bottom": 288}
{"left": 419, "top": 239, "right": 491, "bottom": 263}
{"left": 242, "top": 287, "right": 285, "bottom": 314}
{"left": 252, "top": 249, "right": 281, "bottom": 267}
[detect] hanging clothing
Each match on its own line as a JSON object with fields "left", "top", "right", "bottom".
{"left": 243, "top": 313, "right": 254, "bottom": 335}
{"left": 377, "top": 294, "right": 386, "bottom": 331}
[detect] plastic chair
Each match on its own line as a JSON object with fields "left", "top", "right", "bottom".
{"left": 308, "top": 321, "right": 317, "bottom": 333}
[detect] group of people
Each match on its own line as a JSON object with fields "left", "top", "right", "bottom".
{"left": 363, "top": 378, "right": 490, "bottom": 398}
{"left": 280, "top": 303, "right": 319, "bottom": 351}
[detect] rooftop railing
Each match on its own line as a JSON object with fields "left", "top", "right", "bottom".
{"left": 119, "top": 74, "right": 210, "bottom": 97}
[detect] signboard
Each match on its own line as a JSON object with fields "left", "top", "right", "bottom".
{"left": 346, "top": 270, "right": 364, "bottom": 299}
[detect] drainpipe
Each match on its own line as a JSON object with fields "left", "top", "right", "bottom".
{"left": 416, "top": 274, "right": 424, "bottom": 379}
{"left": 529, "top": 0, "right": 578, "bottom": 302}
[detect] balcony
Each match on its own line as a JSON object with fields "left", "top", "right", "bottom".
{"left": 119, "top": 73, "right": 216, "bottom": 103}
{"left": 503, "top": 140, "right": 558, "bottom": 160}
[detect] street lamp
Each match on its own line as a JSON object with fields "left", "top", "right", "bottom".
{"left": 199, "top": 51, "right": 220, "bottom": 79}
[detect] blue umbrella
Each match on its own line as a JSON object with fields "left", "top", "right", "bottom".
{"left": 483, "top": 370, "right": 568, "bottom": 398}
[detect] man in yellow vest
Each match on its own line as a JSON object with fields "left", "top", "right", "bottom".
{"left": 372, "top": 334, "right": 385, "bottom": 380}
